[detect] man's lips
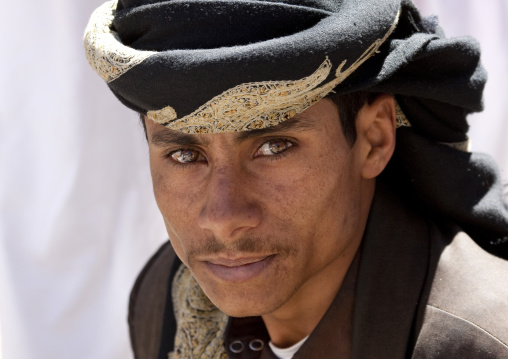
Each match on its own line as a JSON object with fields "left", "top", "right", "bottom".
{"left": 206, "top": 255, "right": 270, "bottom": 267}
{"left": 203, "top": 255, "right": 275, "bottom": 283}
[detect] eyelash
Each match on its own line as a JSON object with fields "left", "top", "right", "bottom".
{"left": 163, "top": 148, "right": 207, "bottom": 168}
{"left": 253, "top": 137, "right": 296, "bottom": 162}
{"left": 163, "top": 137, "right": 297, "bottom": 167}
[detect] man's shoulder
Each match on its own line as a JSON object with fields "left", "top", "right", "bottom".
{"left": 413, "top": 225, "right": 508, "bottom": 358}
{"left": 128, "top": 241, "right": 179, "bottom": 359}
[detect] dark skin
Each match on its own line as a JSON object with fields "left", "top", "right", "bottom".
{"left": 144, "top": 96, "right": 397, "bottom": 347}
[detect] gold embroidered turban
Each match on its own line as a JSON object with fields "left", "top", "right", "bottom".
{"left": 84, "top": 0, "right": 406, "bottom": 133}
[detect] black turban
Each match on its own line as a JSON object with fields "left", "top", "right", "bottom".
{"left": 84, "top": 0, "right": 508, "bottom": 257}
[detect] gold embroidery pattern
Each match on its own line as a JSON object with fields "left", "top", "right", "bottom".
{"left": 84, "top": 0, "right": 156, "bottom": 83}
{"left": 395, "top": 102, "right": 411, "bottom": 128}
{"left": 149, "top": 58, "right": 333, "bottom": 133}
{"left": 147, "top": 11, "right": 401, "bottom": 134}
{"left": 394, "top": 102, "right": 468, "bottom": 152}
{"left": 169, "top": 265, "right": 228, "bottom": 359}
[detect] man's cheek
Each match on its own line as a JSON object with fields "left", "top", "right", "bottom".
{"left": 263, "top": 172, "right": 319, "bottom": 214}
{"left": 154, "top": 176, "right": 203, "bottom": 217}
{"left": 163, "top": 217, "right": 194, "bottom": 266}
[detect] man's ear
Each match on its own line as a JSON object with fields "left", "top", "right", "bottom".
{"left": 355, "top": 94, "right": 396, "bottom": 179}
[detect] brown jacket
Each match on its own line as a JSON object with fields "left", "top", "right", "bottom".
{"left": 129, "top": 184, "right": 508, "bottom": 358}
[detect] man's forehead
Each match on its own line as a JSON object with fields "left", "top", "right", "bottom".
{"left": 148, "top": 109, "right": 321, "bottom": 147}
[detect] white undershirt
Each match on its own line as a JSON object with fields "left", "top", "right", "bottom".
{"left": 268, "top": 336, "right": 309, "bottom": 359}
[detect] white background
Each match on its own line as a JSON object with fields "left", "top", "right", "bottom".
{"left": 0, "top": 1, "right": 167, "bottom": 358}
{"left": 0, "top": 1, "right": 506, "bottom": 359}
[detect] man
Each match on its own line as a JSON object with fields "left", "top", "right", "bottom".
{"left": 84, "top": 0, "right": 508, "bottom": 358}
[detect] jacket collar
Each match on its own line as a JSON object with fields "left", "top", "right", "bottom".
{"left": 351, "top": 182, "right": 430, "bottom": 358}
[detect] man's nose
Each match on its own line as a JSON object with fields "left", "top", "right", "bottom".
{"left": 198, "top": 165, "right": 262, "bottom": 240}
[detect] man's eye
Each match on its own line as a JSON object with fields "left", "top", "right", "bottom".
{"left": 256, "top": 139, "right": 293, "bottom": 156}
{"left": 169, "top": 149, "right": 202, "bottom": 164}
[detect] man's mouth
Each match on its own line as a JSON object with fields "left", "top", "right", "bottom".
{"left": 203, "top": 255, "right": 275, "bottom": 283}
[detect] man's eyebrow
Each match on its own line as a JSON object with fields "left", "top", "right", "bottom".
{"left": 148, "top": 115, "right": 316, "bottom": 146}
{"left": 149, "top": 129, "right": 207, "bottom": 147}
{"left": 234, "top": 116, "right": 316, "bottom": 143}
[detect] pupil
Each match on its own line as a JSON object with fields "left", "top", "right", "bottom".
{"left": 269, "top": 140, "right": 286, "bottom": 154}
{"left": 181, "top": 150, "right": 195, "bottom": 161}
{"left": 174, "top": 150, "right": 196, "bottom": 162}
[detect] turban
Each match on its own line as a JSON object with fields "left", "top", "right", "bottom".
{"left": 84, "top": 0, "right": 508, "bottom": 257}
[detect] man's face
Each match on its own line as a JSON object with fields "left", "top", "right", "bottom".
{"left": 146, "top": 99, "right": 373, "bottom": 317}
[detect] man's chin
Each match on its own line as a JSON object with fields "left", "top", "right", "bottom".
{"left": 210, "top": 298, "right": 277, "bottom": 318}
{"left": 199, "top": 285, "right": 285, "bottom": 318}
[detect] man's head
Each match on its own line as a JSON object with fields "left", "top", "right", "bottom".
{"left": 145, "top": 95, "right": 396, "bottom": 316}
{"left": 85, "top": 0, "right": 508, "bottom": 302}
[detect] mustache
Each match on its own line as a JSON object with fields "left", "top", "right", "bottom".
{"left": 187, "top": 235, "right": 292, "bottom": 263}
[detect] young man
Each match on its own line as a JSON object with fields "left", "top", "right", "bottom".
{"left": 85, "top": 0, "right": 508, "bottom": 357}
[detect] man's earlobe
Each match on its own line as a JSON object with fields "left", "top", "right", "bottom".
{"left": 357, "top": 94, "right": 396, "bottom": 179}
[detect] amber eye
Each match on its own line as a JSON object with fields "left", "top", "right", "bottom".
{"left": 256, "top": 139, "right": 293, "bottom": 156}
{"left": 170, "top": 149, "right": 201, "bottom": 163}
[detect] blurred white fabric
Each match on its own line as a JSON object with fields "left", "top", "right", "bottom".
{"left": 0, "top": 1, "right": 167, "bottom": 359}
{"left": 0, "top": 1, "right": 506, "bottom": 359}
